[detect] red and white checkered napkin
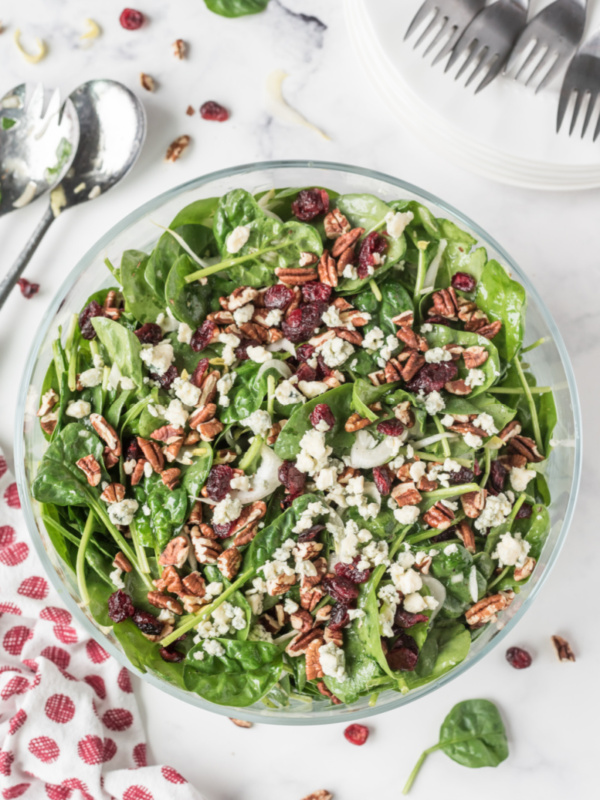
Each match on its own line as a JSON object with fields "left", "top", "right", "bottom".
{"left": 0, "top": 451, "right": 205, "bottom": 800}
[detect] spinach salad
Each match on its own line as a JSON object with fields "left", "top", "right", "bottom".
{"left": 31, "top": 186, "right": 556, "bottom": 711}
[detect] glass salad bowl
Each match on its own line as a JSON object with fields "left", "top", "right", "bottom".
{"left": 15, "top": 161, "right": 582, "bottom": 725}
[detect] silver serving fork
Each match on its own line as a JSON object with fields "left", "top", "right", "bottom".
{"left": 506, "top": 0, "right": 587, "bottom": 93}
{"left": 444, "top": 0, "right": 530, "bottom": 93}
{"left": 404, "top": 0, "right": 486, "bottom": 64}
{"left": 0, "top": 83, "right": 79, "bottom": 217}
{"left": 557, "top": 29, "right": 600, "bottom": 139}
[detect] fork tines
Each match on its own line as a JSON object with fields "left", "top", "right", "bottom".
{"left": 557, "top": 60, "right": 600, "bottom": 140}
{"left": 405, "top": 0, "right": 486, "bottom": 65}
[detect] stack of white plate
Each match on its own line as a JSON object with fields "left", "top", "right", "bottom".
{"left": 346, "top": 0, "right": 600, "bottom": 190}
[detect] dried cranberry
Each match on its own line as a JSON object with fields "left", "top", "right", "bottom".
{"left": 278, "top": 461, "right": 306, "bottom": 498}
{"left": 150, "top": 364, "right": 178, "bottom": 389}
{"left": 125, "top": 438, "right": 143, "bottom": 462}
{"left": 357, "top": 232, "right": 387, "bottom": 279}
{"left": 506, "top": 646, "right": 532, "bottom": 669}
{"left": 473, "top": 459, "right": 482, "bottom": 476}
{"left": 281, "top": 302, "right": 327, "bottom": 343}
{"left": 17, "top": 277, "right": 40, "bottom": 298}
{"left": 344, "top": 724, "right": 369, "bottom": 746}
{"left": 107, "top": 590, "right": 134, "bottom": 623}
{"left": 159, "top": 647, "right": 184, "bottom": 663}
{"left": 334, "top": 557, "right": 371, "bottom": 585}
{"left": 134, "top": 322, "right": 162, "bottom": 344}
{"left": 310, "top": 403, "right": 335, "bottom": 431}
{"left": 264, "top": 284, "right": 294, "bottom": 309}
{"left": 190, "top": 320, "right": 216, "bottom": 352}
{"left": 328, "top": 602, "right": 350, "bottom": 631}
{"left": 235, "top": 338, "right": 261, "bottom": 361}
{"left": 316, "top": 354, "right": 333, "bottom": 379}
{"left": 212, "top": 521, "right": 234, "bottom": 539}
{"left": 385, "top": 632, "right": 419, "bottom": 672}
{"left": 430, "top": 527, "right": 456, "bottom": 544}
{"left": 190, "top": 358, "right": 209, "bottom": 388}
{"left": 516, "top": 502, "right": 532, "bottom": 519}
{"left": 119, "top": 8, "right": 144, "bottom": 29}
{"left": 78, "top": 300, "right": 105, "bottom": 340}
{"left": 200, "top": 101, "right": 229, "bottom": 122}
{"left": 206, "top": 465, "right": 233, "bottom": 501}
{"left": 452, "top": 272, "right": 477, "bottom": 293}
{"left": 448, "top": 466, "right": 475, "bottom": 485}
{"left": 373, "top": 465, "right": 393, "bottom": 496}
{"left": 426, "top": 315, "right": 459, "bottom": 329}
{"left": 323, "top": 575, "right": 359, "bottom": 603}
{"left": 131, "top": 609, "right": 162, "bottom": 636}
{"left": 394, "top": 608, "right": 429, "bottom": 629}
{"left": 487, "top": 460, "right": 507, "bottom": 496}
{"left": 376, "top": 419, "right": 405, "bottom": 437}
{"left": 406, "top": 361, "right": 458, "bottom": 394}
{"left": 296, "top": 343, "right": 316, "bottom": 362}
{"left": 295, "top": 362, "right": 318, "bottom": 383}
{"left": 302, "top": 281, "right": 332, "bottom": 304}
{"left": 298, "top": 523, "right": 325, "bottom": 542}
{"left": 291, "top": 188, "right": 329, "bottom": 221}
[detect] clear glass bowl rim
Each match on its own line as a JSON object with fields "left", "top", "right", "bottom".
{"left": 15, "top": 159, "right": 583, "bottom": 726}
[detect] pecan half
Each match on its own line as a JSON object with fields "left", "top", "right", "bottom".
{"left": 324, "top": 209, "right": 350, "bottom": 238}
{"left": 76, "top": 455, "right": 101, "bottom": 487}
{"left": 477, "top": 320, "right": 502, "bottom": 339}
{"left": 465, "top": 591, "right": 514, "bottom": 626}
{"left": 267, "top": 573, "right": 296, "bottom": 597}
{"left": 192, "top": 536, "right": 223, "bottom": 565}
{"left": 147, "top": 591, "right": 183, "bottom": 616}
{"left": 401, "top": 352, "right": 425, "bottom": 382}
{"left": 188, "top": 403, "right": 217, "bottom": 430}
{"left": 324, "top": 627, "right": 343, "bottom": 647}
{"left": 113, "top": 552, "right": 132, "bottom": 573}
{"left": 429, "top": 288, "right": 459, "bottom": 319}
{"left": 336, "top": 245, "right": 355, "bottom": 275}
{"left": 38, "top": 388, "right": 58, "bottom": 417}
{"left": 331, "top": 227, "right": 364, "bottom": 257}
{"left": 514, "top": 556, "right": 536, "bottom": 581}
{"left": 208, "top": 310, "right": 234, "bottom": 325}
{"left": 397, "top": 328, "right": 428, "bottom": 352}
{"left": 392, "top": 310, "right": 414, "bottom": 328}
{"left": 232, "top": 524, "right": 259, "bottom": 547}
{"left": 422, "top": 501, "right": 454, "bottom": 530}
{"left": 305, "top": 638, "right": 325, "bottom": 681}
{"left": 444, "top": 379, "right": 471, "bottom": 396}
{"left": 137, "top": 437, "right": 164, "bottom": 473}
{"left": 182, "top": 571, "right": 207, "bottom": 598}
{"left": 229, "top": 501, "right": 267, "bottom": 540}
{"left": 340, "top": 309, "right": 371, "bottom": 327}
{"left": 165, "top": 134, "right": 191, "bottom": 163}
{"left": 444, "top": 343, "right": 464, "bottom": 361}
{"left": 318, "top": 252, "right": 338, "bottom": 287}
{"left": 301, "top": 790, "right": 333, "bottom": 800}
{"left": 275, "top": 267, "right": 317, "bottom": 286}
{"left": 130, "top": 459, "right": 146, "bottom": 487}
{"left": 316, "top": 682, "right": 341, "bottom": 705}
{"left": 457, "top": 520, "right": 476, "bottom": 553}
{"left": 344, "top": 412, "right": 372, "bottom": 433}
{"left": 151, "top": 425, "right": 185, "bottom": 444}
{"left": 393, "top": 400, "right": 415, "bottom": 427}
{"left": 154, "top": 566, "right": 184, "bottom": 595}
{"left": 448, "top": 422, "right": 487, "bottom": 438}
{"left": 335, "top": 328, "right": 363, "bottom": 345}
{"left": 159, "top": 536, "right": 190, "bottom": 569}
{"left": 295, "top": 541, "right": 323, "bottom": 561}
{"left": 498, "top": 421, "right": 522, "bottom": 443}
{"left": 551, "top": 635, "right": 575, "bottom": 662}
{"left": 40, "top": 412, "right": 59, "bottom": 435}
{"left": 300, "top": 582, "right": 325, "bottom": 612}
{"left": 391, "top": 482, "right": 422, "bottom": 507}
{"left": 100, "top": 483, "right": 126, "bottom": 504}
{"left": 463, "top": 346, "right": 489, "bottom": 369}
{"left": 509, "top": 435, "right": 544, "bottom": 463}
{"left": 161, "top": 467, "right": 181, "bottom": 490}
{"left": 173, "top": 38, "right": 187, "bottom": 59}
{"left": 90, "top": 413, "right": 121, "bottom": 456}
{"left": 198, "top": 419, "right": 224, "bottom": 442}
{"left": 217, "top": 547, "right": 242, "bottom": 580}
{"left": 266, "top": 420, "right": 284, "bottom": 446}
{"left": 290, "top": 609, "right": 313, "bottom": 633}
{"left": 140, "top": 72, "right": 156, "bottom": 92}
{"left": 286, "top": 627, "right": 323, "bottom": 656}
{"left": 461, "top": 489, "right": 487, "bottom": 519}
{"left": 164, "top": 439, "right": 184, "bottom": 463}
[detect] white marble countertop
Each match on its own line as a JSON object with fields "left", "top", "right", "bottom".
{"left": 1, "top": 1, "right": 598, "bottom": 798}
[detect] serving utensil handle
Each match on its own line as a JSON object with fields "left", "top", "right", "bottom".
{"left": 0, "top": 206, "right": 55, "bottom": 309}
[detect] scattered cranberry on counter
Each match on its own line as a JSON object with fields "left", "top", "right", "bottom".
{"left": 17, "top": 278, "right": 40, "bottom": 298}
{"left": 344, "top": 724, "right": 369, "bottom": 746}
{"left": 506, "top": 646, "right": 532, "bottom": 669}
{"left": 200, "top": 101, "right": 230, "bottom": 122}
{"left": 120, "top": 8, "right": 145, "bottom": 30}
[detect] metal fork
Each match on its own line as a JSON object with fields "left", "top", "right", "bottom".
{"left": 444, "top": 0, "right": 530, "bottom": 93}
{"left": 506, "top": 0, "right": 587, "bottom": 93}
{"left": 404, "top": 0, "right": 486, "bottom": 64}
{"left": 557, "top": 29, "right": 600, "bottom": 139}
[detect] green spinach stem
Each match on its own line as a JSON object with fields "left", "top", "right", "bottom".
{"left": 421, "top": 482, "right": 480, "bottom": 500}
{"left": 413, "top": 243, "right": 428, "bottom": 306}
{"left": 185, "top": 241, "right": 292, "bottom": 283}
{"left": 369, "top": 279, "right": 383, "bottom": 302}
{"left": 239, "top": 435, "right": 263, "bottom": 472}
{"left": 433, "top": 415, "right": 451, "bottom": 458}
{"left": 488, "top": 385, "right": 551, "bottom": 395}
{"left": 513, "top": 357, "right": 543, "bottom": 452}
{"left": 267, "top": 375, "right": 276, "bottom": 416}
{"left": 129, "top": 519, "right": 151, "bottom": 574}
{"left": 480, "top": 448, "right": 492, "bottom": 489}
{"left": 402, "top": 744, "right": 441, "bottom": 794}
{"left": 76, "top": 509, "right": 95, "bottom": 606}
{"left": 521, "top": 337, "right": 546, "bottom": 353}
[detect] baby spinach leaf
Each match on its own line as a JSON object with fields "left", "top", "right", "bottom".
{"left": 436, "top": 245, "right": 488, "bottom": 290}
{"left": 429, "top": 544, "right": 486, "bottom": 609}
{"left": 169, "top": 197, "right": 219, "bottom": 228}
{"left": 443, "top": 393, "right": 516, "bottom": 433}
{"left": 142, "top": 474, "right": 189, "bottom": 550}
{"left": 120, "top": 249, "right": 163, "bottom": 324}
{"left": 274, "top": 385, "right": 355, "bottom": 460}
{"left": 92, "top": 317, "right": 143, "bottom": 388}
{"left": 353, "top": 274, "right": 414, "bottom": 337}
{"left": 204, "top": 0, "right": 270, "bottom": 18}
{"left": 32, "top": 423, "right": 106, "bottom": 507}
{"left": 405, "top": 622, "right": 471, "bottom": 688}
{"left": 425, "top": 324, "right": 500, "bottom": 398}
{"left": 323, "top": 625, "right": 383, "bottom": 705}
{"left": 146, "top": 224, "right": 216, "bottom": 301}
{"left": 165, "top": 253, "right": 210, "bottom": 327}
{"left": 403, "top": 699, "right": 508, "bottom": 794}
{"left": 183, "top": 639, "right": 283, "bottom": 706}
{"left": 219, "top": 361, "right": 282, "bottom": 424}
{"left": 475, "top": 260, "right": 526, "bottom": 362}
{"left": 182, "top": 445, "right": 214, "bottom": 499}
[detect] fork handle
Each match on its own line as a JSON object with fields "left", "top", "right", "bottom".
{"left": 0, "top": 206, "right": 55, "bottom": 310}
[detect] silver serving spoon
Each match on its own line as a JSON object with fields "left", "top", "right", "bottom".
{"left": 0, "top": 79, "right": 146, "bottom": 308}
{"left": 0, "top": 83, "right": 79, "bottom": 217}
